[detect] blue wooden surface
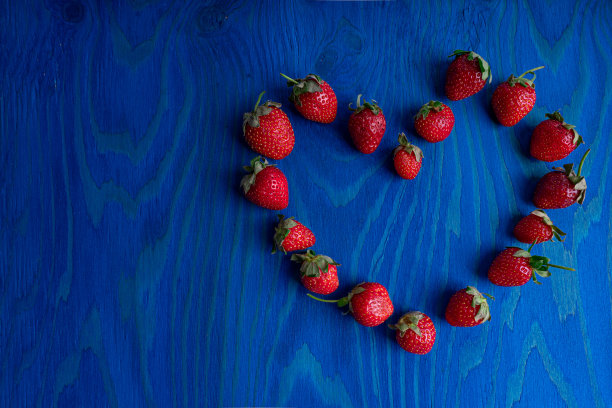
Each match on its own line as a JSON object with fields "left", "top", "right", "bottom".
{"left": 1, "top": 0, "right": 611, "bottom": 407}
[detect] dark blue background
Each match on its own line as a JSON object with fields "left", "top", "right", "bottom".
{"left": 2, "top": 0, "right": 611, "bottom": 407}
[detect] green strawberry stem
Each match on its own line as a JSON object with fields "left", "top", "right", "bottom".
{"left": 348, "top": 94, "right": 363, "bottom": 112}
{"left": 527, "top": 239, "right": 538, "bottom": 252}
{"left": 280, "top": 73, "right": 299, "bottom": 85}
{"left": 306, "top": 294, "right": 339, "bottom": 303}
{"left": 577, "top": 149, "right": 591, "bottom": 177}
{"left": 545, "top": 264, "right": 575, "bottom": 271}
{"left": 517, "top": 66, "right": 544, "bottom": 80}
{"left": 306, "top": 293, "right": 350, "bottom": 307}
{"left": 253, "top": 91, "right": 265, "bottom": 112}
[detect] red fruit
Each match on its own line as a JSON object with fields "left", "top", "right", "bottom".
{"left": 348, "top": 94, "right": 386, "bottom": 153}
{"left": 445, "top": 286, "right": 492, "bottom": 327}
{"left": 281, "top": 73, "right": 337, "bottom": 123}
{"left": 388, "top": 312, "right": 436, "bottom": 355}
{"left": 533, "top": 149, "right": 590, "bottom": 209}
{"left": 513, "top": 210, "right": 566, "bottom": 244}
{"left": 488, "top": 246, "right": 574, "bottom": 287}
{"left": 491, "top": 66, "right": 544, "bottom": 127}
{"left": 445, "top": 50, "right": 492, "bottom": 101}
{"left": 414, "top": 101, "right": 455, "bottom": 143}
{"left": 272, "top": 215, "right": 316, "bottom": 254}
{"left": 291, "top": 250, "right": 339, "bottom": 295}
{"left": 240, "top": 157, "right": 289, "bottom": 210}
{"left": 393, "top": 133, "right": 423, "bottom": 180}
{"left": 243, "top": 91, "right": 295, "bottom": 160}
{"left": 307, "top": 282, "right": 394, "bottom": 327}
{"left": 530, "top": 111, "right": 584, "bottom": 162}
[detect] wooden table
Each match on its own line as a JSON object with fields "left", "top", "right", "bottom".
{"left": 2, "top": 0, "right": 611, "bottom": 406}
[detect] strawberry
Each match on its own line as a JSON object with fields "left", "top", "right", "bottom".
{"left": 491, "top": 66, "right": 544, "bottom": 127}
{"left": 348, "top": 94, "right": 386, "bottom": 153}
{"left": 445, "top": 50, "right": 492, "bottom": 101}
{"left": 307, "top": 282, "right": 394, "bottom": 327}
{"left": 272, "top": 214, "right": 316, "bottom": 254}
{"left": 445, "top": 286, "right": 493, "bottom": 327}
{"left": 291, "top": 250, "right": 340, "bottom": 295}
{"left": 533, "top": 149, "right": 590, "bottom": 209}
{"left": 388, "top": 312, "right": 436, "bottom": 355}
{"left": 414, "top": 101, "right": 455, "bottom": 143}
{"left": 393, "top": 133, "right": 423, "bottom": 180}
{"left": 530, "top": 111, "right": 584, "bottom": 162}
{"left": 243, "top": 92, "right": 294, "bottom": 160}
{"left": 488, "top": 244, "right": 574, "bottom": 287}
{"left": 280, "top": 73, "right": 337, "bottom": 123}
{"left": 240, "top": 156, "right": 289, "bottom": 210}
{"left": 513, "top": 210, "right": 566, "bottom": 244}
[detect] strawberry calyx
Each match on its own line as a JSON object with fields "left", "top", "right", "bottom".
{"left": 530, "top": 209, "right": 566, "bottom": 241}
{"left": 512, "top": 244, "right": 575, "bottom": 284}
{"left": 506, "top": 66, "right": 545, "bottom": 88}
{"left": 448, "top": 49, "right": 492, "bottom": 83}
{"left": 388, "top": 312, "right": 424, "bottom": 337}
{"left": 290, "top": 249, "right": 339, "bottom": 278}
{"left": 553, "top": 149, "right": 590, "bottom": 204}
{"left": 465, "top": 286, "right": 493, "bottom": 323}
{"left": 393, "top": 133, "right": 424, "bottom": 162}
{"left": 240, "top": 156, "right": 275, "bottom": 194}
{"left": 242, "top": 91, "right": 282, "bottom": 133}
{"left": 544, "top": 111, "right": 584, "bottom": 145}
{"left": 272, "top": 214, "right": 299, "bottom": 254}
{"left": 348, "top": 94, "right": 382, "bottom": 115}
{"left": 280, "top": 73, "right": 323, "bottom": 106}
{"left": 415, "top": 100, "right": 445, "bottom": 120}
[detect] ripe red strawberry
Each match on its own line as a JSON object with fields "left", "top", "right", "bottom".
{"left": 291, "top": 250, "right": 339, "bottom": 295}
{"left": 307, "top": 282, "right": 394, "bottom": 327}
{"left": 445, "top": 286, "right": 492, "bottom": 327}
{"left": 243, "top": 91, "right": 295, "bottom": 160}
{"left": 388, "top": 312, "right": 436, "bottom": 355}
{"left": 491, "top": 66, "right": 544, "bottom": 127}
{"left": 414, "top": 101, "right": 455, "bottom": 143}
{"left": 348, "top": 94, "right": 386, "bottom": 153}
{"left": 488, "top": 245, "right": 574, "bottom": 287}
{"left": 240, "top": 156, "right": 288, "bottom": 210}
{"left": 272, "top": 214, "right": 316, "bottom": 254}
{"left": 445, "top": 50, "right": 492, "bottom": 101}
{"left": 281, "top": 73, "right": 337, "bottom": 123}
{"left": 393, "top": 133, "right": 423, "bottom": 180}
{"left": 530, "top": 111, "right": 584, "bottom": 162}
{"left": 533, "top": 149, "right": 590, "bottom": 209}
{"left": 513, "top": 210, "right": 566, "bottom": 244}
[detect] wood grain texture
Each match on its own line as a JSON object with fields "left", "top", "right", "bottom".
{"left": 1, "top": 0, "right": 611, "bottom": 407}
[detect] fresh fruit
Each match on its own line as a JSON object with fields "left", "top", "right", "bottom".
{"left": 348, "top": 94, "right": 386, "bottom": 153}
{"left": 272, "top": 215, "right": 316, "bottom": 254}
{"left": 533, "top": 149, "right": 590, "bottom": 209}
{"left": 393, "top": 133, "right": 423, "bottom": 180}
{"left": 445, "top": 286, "right": 493, "bottom": 327}
{"left": 307, "top": 282, "right": 394, "bottom": 327}
{"left": 530, "top": 111, "right": 584, "bottom": 162}
{"left": 513, "top": 210, "right": 566, "bottom": 244}
{"left": 488, "top": 243, "right": 575, "bottom": 287}
{"left": 388, "top": 312, "right": 436, "bottom": 354}
{"left": 291, "top": 250, "right": 339, "bottom": 295}
{"left": 240, "top": 156, "right": 289, "bottom": 210}
{"left": 445, "top": 50, "right": 492, "bottom": 101}
{"left": 414, "top": 101, "right": 455, "bottom": 143}
{"left": 243, "top": 91, "right": 295, "bottom": 160}
{"left": 491, "top": 66, "right": 544, "bottom": 127}
{"left": 280, "top": 73, "right": 337, "bottom": 123}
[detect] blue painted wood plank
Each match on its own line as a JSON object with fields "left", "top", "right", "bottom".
{"left": 1, "top": 0, "right": 611, "bottom": 407}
